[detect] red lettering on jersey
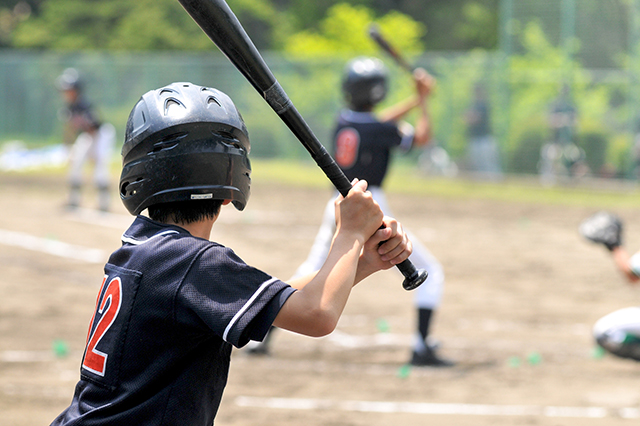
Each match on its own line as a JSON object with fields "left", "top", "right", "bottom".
{"left": 335, "top": 128, "right": 360, "bottom": 168}
{"left": 82, "top": 277, "right": 123, "bottom": 377}
{"left": 85, "top": 275, "right": 107, "bottom": 346}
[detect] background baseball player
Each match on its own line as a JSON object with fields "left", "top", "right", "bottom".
{"left": 250, "top": 57, "right": 454, "bottom": 367}
{"left": 57, "top": 68, "right": 115, "bottom": 212}
{"left": 50, "top": 82, "right": 413, "bottom": 425}
{"left": 539, "top": 83, "right": 586, "bottom": 183}
{"left": 580, "top": 211, "right": 640, "bottom": 361}
{"left": 464, "top": 82, "right": 502, "bottom": 180}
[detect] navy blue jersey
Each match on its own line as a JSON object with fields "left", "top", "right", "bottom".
{"left": 333, "top": 109, "right": 413, "bottom": 187}
{"left": 65, "top": 97, "right": 102, "bottom": 133}
{"left": 52, "top": 216, "right": 295, "bottom": 426}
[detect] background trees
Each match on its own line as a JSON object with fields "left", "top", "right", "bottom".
{"left": 0, "top": 0, "right": 499, "bottom": 51}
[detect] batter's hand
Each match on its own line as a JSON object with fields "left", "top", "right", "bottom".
{"left": 414, "top": 68, "right": 435, "bottom": 98}
{"left": 335, "top": 179, "right": 384, "bottom": 244}
{"left": 357, "top": 216, "right": 413, "bottom": 280}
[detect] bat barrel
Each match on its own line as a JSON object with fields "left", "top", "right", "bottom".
{"left": 178, "top": 0, "right": 276, "bottom": 93}
{"left": 368, "top": 23, "right": 415, "bottom": 74}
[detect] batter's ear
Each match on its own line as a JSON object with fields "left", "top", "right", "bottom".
{"left": 222, "top": 200, "right": 232, "bottom": 206}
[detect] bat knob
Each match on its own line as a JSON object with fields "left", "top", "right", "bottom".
{"left": 402, "top": 268, "right": 428, "bottom": 291}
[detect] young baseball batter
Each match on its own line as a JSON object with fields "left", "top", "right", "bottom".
{"left": 50, "top": 82, "right": 413, "bottom": 426}
{"left": 250, "top": 57, "right": 454, "bottom": 367}
{"left": 57, "top": 68, "right": 116, "bottom": 212}
{"left": 580, "top": 212, "right": 640, "bottom": 361}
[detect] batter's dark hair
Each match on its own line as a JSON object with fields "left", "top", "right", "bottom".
{"left": 148, "top": 199, "right": 224, "bottom": 225}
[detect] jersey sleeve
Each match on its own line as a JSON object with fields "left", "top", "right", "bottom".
{"left": 377, "top": 120, "right": 411, "bottom": 150}
{"left": 397, "top": 121, "right": 415, "bottom": 152}
{"left": 177, "top": 245, "right": 296, "bottom": 348}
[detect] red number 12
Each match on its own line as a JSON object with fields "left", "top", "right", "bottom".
{"left": 82, "top": 276, "right": 123, "bottom": 376}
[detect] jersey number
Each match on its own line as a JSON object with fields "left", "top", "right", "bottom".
{"left": 335, "top": 127, "right": 360, "bottom": 168}
{"left": 82, "top": 276, "right": 123, "bottom": 376}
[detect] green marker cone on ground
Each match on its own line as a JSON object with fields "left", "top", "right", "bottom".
{"left": 397, "top": 364, "right": 411, "bottom": 378}
{"left": 52, "top": 339, "right": 69, "bottom": 358}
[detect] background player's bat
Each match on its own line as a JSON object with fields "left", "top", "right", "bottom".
{"left": 177, "top": 0, "right": 427, "bottom": 291}
{"left": 368, "top": 23, "right": 415, "bottom": 74}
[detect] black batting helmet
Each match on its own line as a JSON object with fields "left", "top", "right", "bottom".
{"left": 342, "top": 57, "right": 388, "bottom": 111}
{"left": 119, "top": 82, "right": 251, "bottom": 215}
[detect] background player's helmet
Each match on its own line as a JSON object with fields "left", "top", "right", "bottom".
{"left": 342, "top": 57, "right": 388, "bottom": 111}
{"left": 56, "top": 68, "right": 82, "bottom": 92}
{"left": 119, "top": 82, "right": 251, "bottom": 215}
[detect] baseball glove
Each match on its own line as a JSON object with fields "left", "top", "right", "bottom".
{"left": 579, "top": 211, "right": 623, "bottom": 251}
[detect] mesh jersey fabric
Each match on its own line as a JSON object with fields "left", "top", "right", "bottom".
{"left": 51, "top": 215, "right": 295, "bottom": 426}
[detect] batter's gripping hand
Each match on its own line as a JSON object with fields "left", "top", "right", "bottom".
{"left": 579, "top": 211, "right": 623, "bottom": 251}
{"left": 414, "top": 68, "right": 434, "bottom": 98}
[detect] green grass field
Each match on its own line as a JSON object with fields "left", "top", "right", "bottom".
{"left": 251, "top": 159, "right": 640, "bottom": 209}
{"left": 4, "top": 155, "right": 640, "bottom": 210}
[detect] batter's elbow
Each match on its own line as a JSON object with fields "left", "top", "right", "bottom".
{"left": 306, "top": 309, "right": 339, "bottom": 337}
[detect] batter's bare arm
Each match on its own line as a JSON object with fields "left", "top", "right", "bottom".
{"left": 610, "top": 246, "right": 640, "bottom": 284}
{"left": 273, "top": 180, "right": 383, "bottom": 336}
{"left": 288, "top": 213, "right": 412, "bottom": 291}
{"left": 378, "top": 69, "right": 434, "bottom": 146}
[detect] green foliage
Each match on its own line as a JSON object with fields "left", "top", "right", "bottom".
{"left": 503, "top": 21, "right": 624, "bottom": 175}
{"left": 578, "top": 131, "right": 608, "bottom": 175}
{"left": 10, "top": 0, "right": 277, "bottom": 50}
{"left": 107, "top": 0, "right": 213, "bottom": 50}
{"left": 4, "top": 0, "right": 501, "bottom": 51}
{"left": 283, "top": 3, "right": 424, "bottom": 59}
{"left": 13, "top": 0, "right": 126, "bottom": 49}
{"left": 273, "top": 3, "right": 428, "bottom": 154}
{"left": 251, "top": 158, "right": 640, "bottom": 209}
{"left": 608, "top": 133, "right": 635, "bottom": 178}
{"left": 427, "top": 49, "right": 495, "bottom": 158}
{"left": 507, "top": 127, "right": 544, "bottom": 174}
{"left": 455, "top": 1, "right": 498, "bottom": 48}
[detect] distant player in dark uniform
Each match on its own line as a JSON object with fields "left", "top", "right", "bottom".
{"left": 57, "top": 68, "right": 115, "bottom": 211}
{"left": 539, "top": 83, "right": 585, "bottom": 184}
{"left": 464, "top": 82, "right": 502, "bottom": 179}
{"left": 50, "top": 82, "right": 413, "bottom": 426}
{"left": 250, "top": 57, "right": 454, "bottom": 367}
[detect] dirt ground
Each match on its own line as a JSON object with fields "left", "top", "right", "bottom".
{"left": 2, "top": 169, "right": 640, "bottom": 426}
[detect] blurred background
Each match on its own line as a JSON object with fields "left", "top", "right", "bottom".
{"left": 1, "top": 0, "right": 640, "bottom": 180}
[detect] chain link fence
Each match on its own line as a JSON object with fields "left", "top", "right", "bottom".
{"left": 3, "top": 0, "right": 640, "bottom": 179}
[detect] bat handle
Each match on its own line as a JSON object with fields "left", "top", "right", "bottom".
{"left": 397, "top": 260, "right": 428, "bottom": 291}
{"left": 316, "top": 153, "right": 428, "bottom": 291}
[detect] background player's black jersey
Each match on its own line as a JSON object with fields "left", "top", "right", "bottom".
{"left": 332, "top": 109, "right": 413, "bottom": 187}
{"left": 52, "top": 216, "right": 295, "bottom": 426}
{"left": 64, "top": 98, "right": 102, "bottom": 133}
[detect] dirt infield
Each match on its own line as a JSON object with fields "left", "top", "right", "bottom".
{"left": 2, "top": 170, "right": 640, "bottom": 426}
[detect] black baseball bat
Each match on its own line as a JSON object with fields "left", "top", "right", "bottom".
{"left": 177, "top": 0, "right": 427, "bottom": 291}
{"left": 368, "top": 23, "right": 415, "bottom": 74}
